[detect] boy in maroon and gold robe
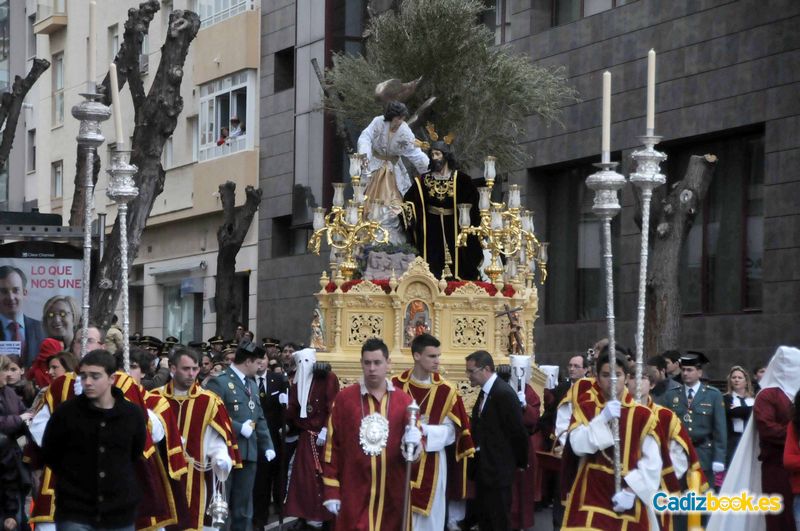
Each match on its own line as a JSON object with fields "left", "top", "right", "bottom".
{"left": 322, "top": 338, "right": 421, "bottom": 531}
{"left": 562, "top": 352, "right": 662, "bottom": 531}
{"left": 151, "top": 347, "right": 241, "bottom": 531}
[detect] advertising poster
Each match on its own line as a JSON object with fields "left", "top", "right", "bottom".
{"left": 0, "top": 241, "right": 83, "bottom": 366}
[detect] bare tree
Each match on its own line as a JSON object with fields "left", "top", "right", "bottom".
{"left": 637, "top": 154, "right": 717, "bottom": 355}
{"left": 0, "top": 59, "right": 50, "bottom": 169}
{"left": 69, "top": 1, "right": 159, "bottom": 229}
{"left": 215, "top": 181, "right": 263, "bottom": 338}
{"left": 81, "top": 3, "right": 201, "bottom": 327}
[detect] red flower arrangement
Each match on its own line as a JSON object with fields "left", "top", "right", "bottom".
{"left": 325, "top": 279, "right": 515, "bottom": 297}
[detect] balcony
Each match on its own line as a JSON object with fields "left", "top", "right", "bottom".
{"left": 34, "top": 1, "right": 67, "bottom": 35}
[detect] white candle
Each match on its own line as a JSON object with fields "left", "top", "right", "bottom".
{"left": 109, "top": 63, "right": 124, "bottom": 148}
{"left": 602, "top": 71, "right": 611, "bottom": 161}
{"left": 88, "top": 1, "right": 96, "bottom": 86}
{"left": 647, "top": 49, "right": 656, "bottom": 132}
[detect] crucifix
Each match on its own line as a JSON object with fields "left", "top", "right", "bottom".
{"left": 495, "top": 304, "right": 525, "bottom": 355}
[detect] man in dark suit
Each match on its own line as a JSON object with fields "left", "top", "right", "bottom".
{"left": 465, "top": 350, "right": 528, "bottom": 530}
{"left": 206, "top": 341, "right": 275, "bottom": 531}
{"left": 0, "top": 265, "right": 44, "bottom": 368}
{"left": 252, "top": 351, "right": 288, "bottom": 528}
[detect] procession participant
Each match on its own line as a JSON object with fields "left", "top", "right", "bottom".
{"left": 391, "top": 334, "right": 474, "bottom": 531}
{"left": 41, "top": 350, "right": 146, "bottom": 531}
{"left": 29, "top": 349, "right": 183, "bottom": 531}
{"left": 465, "top": 350, "right": 528, "bottom": 531}
{"left": 205, "top": 340, "right": 275, "bottom": 531}
{"left": 322, "top": 337, "right": 421, "bottom": 530}
{"left": 657, "top": 352, "right": 726, "bottom": 488}
{"left": 151, "top": 347, "right": 241, "bottom": 531}
{"left": 403, "top": 138, "right": 483, "bottom": 280}
{"left": 752, "top": 346, "right": 799, "bottom": 531}
{"left": 562, "top": 352, "right": 662, "bottom": 531}
{"left": 284, "top": 348, "right": 339, "bottom": 528}
{"left": 358, "top": 100, "right": 430, "bottom": 244}
{"left": 627, "top": 371, "right": 708, "bottom": 531}
{"left": 261, "top": 337, "right": 281, "bottom": 365}
{"left": 252, "top": 350, "right": 289, "bottom": 529}
{"left": 208, "top": 335, "right": 225, "bottom": 354}
{"left": 506, "top": 355, "right": 541, "bottom": 531}
{"left": 69, "top": 324, "right": 104, "bottom": 359}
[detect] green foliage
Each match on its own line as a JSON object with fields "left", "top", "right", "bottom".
{"left": 323, "top": 0, "right": 578, "bottom": 171}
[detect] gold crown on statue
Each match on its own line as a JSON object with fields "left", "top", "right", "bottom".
{"left": 414, "top": 122, "right": 455, "bottom": 150}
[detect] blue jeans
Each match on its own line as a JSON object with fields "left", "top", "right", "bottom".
{"left": 55, "top": 522, "right": 135, "bottom": 531}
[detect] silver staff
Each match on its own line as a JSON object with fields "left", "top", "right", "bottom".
{"left": 401, "top": 399, "right": 420, "bottom": 531}
{"left": 106, "top": 149, "right": 138, "bottom": 373}
{"left": 629, "top": 132, "right": 666, "bottom": 402}
{"left": 71, "top": 91, "right": 110, "bottom": 358}
{"left": 586, "top": 160, "right": 626, "bottom": 492}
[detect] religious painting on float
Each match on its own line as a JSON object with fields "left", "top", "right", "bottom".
{"left": 403, "top": 299, "right": 431, "bottom": 347}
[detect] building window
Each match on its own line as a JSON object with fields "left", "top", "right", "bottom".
{"left": 28, "top": 14, "right": 36, "bottom": 58}
{"left": 274, "top": 47, "right": 294, "bottom": 93}
{"left": 667, "top": 129, "right": 764, "bottom": 314}
{"left": 482, "top": 0, "right": 510, "bottom": 45}
{"left": 188, "top": 116, "right": 198, "bottom": 162}
{"left": 272, "top": 215, "right": 312, "bottom": 257}
{"left": 162, "top": 283, "right": 202, "bottom": 343}
{"left": 198, "top": 70, "right": 255, "bottom": 161}
{"left": 163, "top": 136, "right": 173, "bottom": 169}
{"left": 108, "top": 24, "right": 119, "bottom": 60}
{"left": 51, "top": 160, "right": 63, "bottom": 198}
{"left": 329, "top": 0, "right": 368, "bottom": 57}
{"left": 27, "top": 130, "right": 36, "bottom": 172}
{"left": 538, "top": 160, "right": 621, "bottom": 323}
{"left": 52, "top": 52, "right": 64, "bottom": 126}
{"left": 553, "top": 0, "right": 633, "bottom": 26}
{"left": 139, "top": 33, "right": 149, "bottom": 74}
{"left": 198, "top": 0, "right": 253, "bottom": 28}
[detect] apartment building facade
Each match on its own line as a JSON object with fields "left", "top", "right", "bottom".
{"left": 28, "top": 0, "right": 262, "bottom": 342}
{"left": 257, "top": 0, "right": 799, "bottom": 376}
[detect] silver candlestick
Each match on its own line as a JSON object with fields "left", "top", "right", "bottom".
{"left": 629, "top": 134, "right": 666, "bottom": 403}
{"left": 71, "top": 92, "right": 111, "bottom": 358}
{"left": 586, "top": 160, "right": 626, "bottom": 493}
{"left": 106, "top": 150, "right": 139, "bottom": 373}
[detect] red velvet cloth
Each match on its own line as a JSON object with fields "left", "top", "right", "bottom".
{"left": 783, "top": 423, "right": 800, "bottom": 494}
{"left": 755, "top": 387, "right": 796, "bottom": 531}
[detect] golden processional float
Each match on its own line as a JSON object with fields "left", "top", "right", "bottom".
{"left": 306, "top": 153, "right": 551, "bottom": 404}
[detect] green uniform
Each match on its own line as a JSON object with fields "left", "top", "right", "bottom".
{"left": 658, "top": 382, "right": 727, "bottom": 483}
{"left": 206, "top": 367, "right": 274, "bottom": 530}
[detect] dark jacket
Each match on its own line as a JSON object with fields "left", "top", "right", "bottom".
{"left": 0, "top": 315, "right": 45, "bottom": 368}
{"left": 42, "top": 386, "right": 146, "bottom": 527}
{"left": 470, "top": 375, "right": 529, "bottom": 488}
{"left": 0, "top": 433, "right": 25, "bottom": 522}
{"left": 0, "top": 385, "right": 26, "bottom": 437}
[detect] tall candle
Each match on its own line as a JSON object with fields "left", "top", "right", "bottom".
{"left": 109, "top": 63, "right": 124, "bottom": 148}
{"left": 88, "top": 1, "right": 96, "bottom": 86}
{"left": 647, "top": 49, "right": 656, "bottom": 132}
{"left": 602, "top": 71, "right": 611, "bottom": 162}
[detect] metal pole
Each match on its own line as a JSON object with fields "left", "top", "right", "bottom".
{"left": 586, "top": 160, "right": 626, "bottom": 493}
{"left": 97, "top": 212, "right": 106, "bottom": 261}
{"left": 72, "top": 91, "right": 111, "bottom": 358}
{"left": 629, "top": 134, "right": 667, "bottom": 402}
{"left": 107, "top": 149, "right": 138, "bottom": 374}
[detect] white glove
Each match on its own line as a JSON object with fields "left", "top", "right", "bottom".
{"left": 517, "top": 390, "right": 526, "bottom": 407}
{"left": 73, "top": 377, "right": 83, "bottom": 395}
{"left": 600, "top": 400, "right": 621, "bottom": 423}
{"left": 611, "top": 490, "right": 636, "bottom": 512}
{"left": 278, "top": 393, "right": 289, "bottom": 406}
{"left": 265, "top": 449, "right": 276, "bottom": 462}
{"left": 316, "top": 427, "right": 328, "bottom": 446}
{"left": 240, "top": 421, "right": 254, "bottom": 439}
{"left": 712, "top": 461, "right": 725, "bottom": 473}
{"left": 323, "top": 500, "right": 341, "bottom": 516}
{"left": 212, "top": 457, "right": 232, "bottom": 481}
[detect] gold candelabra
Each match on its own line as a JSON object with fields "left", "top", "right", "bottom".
{"left": 307, "top": 153, "right": 389, "bottom": 280}
{"left": 456, "top": 156, "right": 549, "bottom": 285}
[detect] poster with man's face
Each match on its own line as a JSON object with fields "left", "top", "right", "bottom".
{"left": 0, "top": 241, "right": 83, "bottom": 361}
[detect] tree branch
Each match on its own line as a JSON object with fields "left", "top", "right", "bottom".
{"left": 0, "top": 58, "right": 50, "bottom": 168}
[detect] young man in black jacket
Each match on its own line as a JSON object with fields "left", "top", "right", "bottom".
{"left": 42, "top": 349, "right": 146, "bottom": 531}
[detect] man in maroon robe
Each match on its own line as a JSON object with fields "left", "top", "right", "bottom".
{"left": 322, "top": 338, "right": 421, "bottom": 530}
{"left": 284, "top": 348, "right": 339, "bottom": 527}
